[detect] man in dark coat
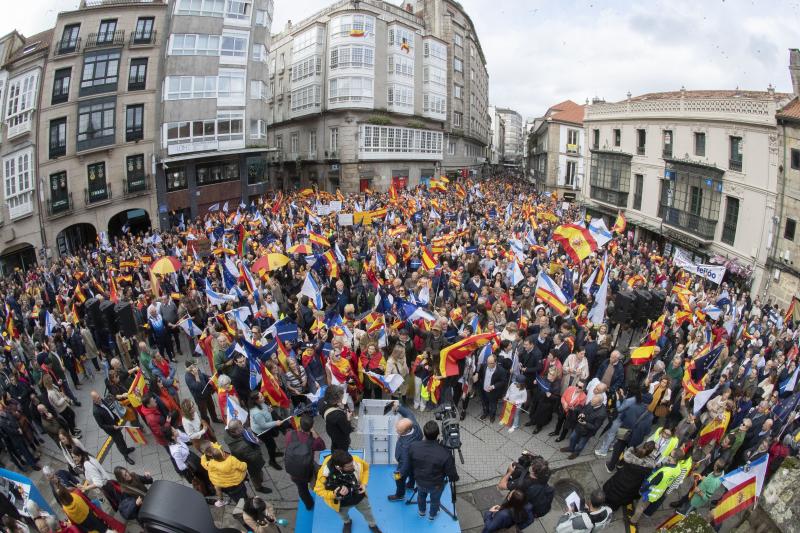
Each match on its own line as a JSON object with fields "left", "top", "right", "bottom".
{"left": 224, "top": 420, "right": 271, "bottom": 493}
{"left": 388, "top": 401, "right": 422, "bottom": 501}
{"left": 184, "top": 360, "right": 221, "bottom": 424}
{"left": 605, "top": 391, "right": 653, "bottom": 471}
{"left": 477, "top": 355, "right": 509, "bottom": 423}
{"left": 90, "top": 391, "right": 135, "bottom": 465}
{"left": 561, "top": 395, "right": 606, "bottom": 459}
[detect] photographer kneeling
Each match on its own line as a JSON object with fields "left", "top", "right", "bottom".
{"left": 408, "top": 420, "right": 460, "bottom": 521}
{"left": 314, "top": 449, "right": 382, "bottom": 533}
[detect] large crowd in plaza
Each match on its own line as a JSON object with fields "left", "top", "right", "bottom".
{"left": 0, "top": 172, "right": 796, "bottom": 533}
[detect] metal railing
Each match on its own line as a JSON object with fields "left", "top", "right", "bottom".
{"left": 47, "top": 192, "right": 73, "bottom": 217}
{"left": 662, "top": 147, "right": 673, "bottom": 158}
{"left": 729, "top": 158, "right": 742, "bottom": 172}
{"left": 49, "top": 143, "right": 66, "bottom": 159}
{"left": 590, "top": 185, "right": 628, "bottom": 207}
{"left": 123, "top": 174, "right": 151, "bottom": 195}
{"left": 55, "top": 37, "right": 82, "bottom": 56}
{"left": 658, "top": 204, "right": 717, "bottom": 240}
{"left": 85, "top": 187, "right": 112, "bottom": 205}
{"left": 636, "top": 145, "right": 645, "bottom": 155}
{"left": 85, "top": 30, "right": 125, "bottom": 49}
{"left": 129, "top": 30, "right": 156, "bottom": 46}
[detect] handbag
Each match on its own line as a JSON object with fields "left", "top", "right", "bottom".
{"left": 615, "top": 409, "right": 650, "bottom": 442}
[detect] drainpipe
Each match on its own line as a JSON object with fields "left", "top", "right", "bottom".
{"left": 34, "top": 60, "right": 48, "bottom": 266}
{"left": 766, "top": 121, "right": 789, "bottom": 298}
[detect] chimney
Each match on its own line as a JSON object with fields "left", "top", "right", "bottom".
{"left": 791, "top": 49, "right": 800, "bottom": 96}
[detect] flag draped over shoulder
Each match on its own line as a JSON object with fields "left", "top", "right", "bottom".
{"left": 259, "top": 363, "right": 290, "bottom": 408}
{"left": 438, "top": 332, "right": 497, "bottom": 377}
{"left": 553, "top": 224, "right": 597, "bottom": 263}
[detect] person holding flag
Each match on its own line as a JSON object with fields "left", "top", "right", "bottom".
{"left": 500, "top": 376, "right": 527, "bottom": 432}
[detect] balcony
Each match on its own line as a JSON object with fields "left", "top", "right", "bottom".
{"left": 6, "top": 117, "right": 32, "bottom": 139}
{"left": 658, "top": 204, "right": 717, "bottom": 241}
{"left": 85, "top": 186, "right": 112, "bottom": 205}
{"left": 729, "top": 158, "right": 742, "bottom": 172}
{"left": 662, "top": 146, "right": 673, "bottom": 158}
{"left": 129, "top": 30, "right": 156, "bottom": 47}
{"left": 590, "top": 185, "right": 628, "bottom": 207}
{"left": 123, "top": 174, "right": 151, "bottom": 196}
{"left": 566, "top": 144, "right": 581, "bottom": 154}
{"left": 126, "top": 127, "right": 144, "bottom": 143}
{"left": 55, "top": 38, "right": 82, "bottom": 56}
{"left": 49, "top": 143, "right": 66, "bottom": 159}
{"left": 47, "top": 192, "right": 73, "bottom": 218}
{"left": 636, "top": 145, "right": 645, "bottom": 156}
{"left": 85, "top": 30, "right": 125, "bottom": 50}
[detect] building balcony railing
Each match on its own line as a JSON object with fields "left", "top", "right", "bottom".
{"left": 636, "top": 145, "right": 645, "bottom": 155}
{"left": 85, "top": 30, "right": 125, "bottom": 50}
{"left": 663, "top": 147, "right": 673, "bottom": 158}
{"left": 129, "top": 30, "right": 156, "bottom": 47}
{"left": 85, "top": 187, "right": 112, "bottom": 205}
{"left": 47, "top": 192, "right": 73, "bottom": 218}
{"left": 658, "top": 204, "right": 717, "bottom": 240}
{"left": 590, "top": 185, "right": 629, "bottom": 207}
{"left": 55, "top": 38, "right": 82, "bottom": 56}
{"left": 566, "top": 144, "right": 581, "bottom": 154}
{"left": 123, "top": 174, "right": 151, "bottom": 196}
{"left": 49, "top": 143, "right": 66, "bottom": 159}
{"left": 729, "top": 158, "right": 743, "bottom": 172}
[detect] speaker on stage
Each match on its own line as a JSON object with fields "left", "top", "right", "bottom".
{"left": 611, "top": 290, "right": 636, "bottom": 323}
{"left": 115, "top": 302, "right": 138, "bottom": 338}
{"left": 83, "top": 297, "right": 101, "bottom": 329}
{"left": 99, "top": 299, "right": 118, "bottom": 334}
{"left": 635, "top": 289, "right": 653, "bottom": 318}
{"left": 649, "top": 289, "right": 667, "bottom": 320}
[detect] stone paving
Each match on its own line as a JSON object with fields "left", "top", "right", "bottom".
{"left": 24, "top": 339, "right": 704, "bottom": 532}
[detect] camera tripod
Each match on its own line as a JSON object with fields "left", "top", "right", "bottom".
{"left": 404, "top": 449, "right": 460, "bottom": 521}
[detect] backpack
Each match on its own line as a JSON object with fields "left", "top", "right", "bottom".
{"left": 284, "top": 430, "right": 314, "bottom": 480}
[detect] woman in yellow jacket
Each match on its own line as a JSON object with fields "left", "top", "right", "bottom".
{"left": 646, "top": 426, "right": 679, "bottom": 465}
{"left": 314, "top": 449, "right": 382, "bottom": 533}
{"left": 201, "top": 442, "right": 248, "bottom": 507}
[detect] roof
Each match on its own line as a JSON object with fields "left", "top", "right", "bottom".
{"left": 778, "top": 97, "right": 800, "bottom": 121}
{"left": 628, "top": 89, "right": 790, "bottom": 102}
{"left": 546, "top": 99, "right": 584, "bottom": 125}
{"left": 5, "top": 29, "right": 52, "bottom": 66}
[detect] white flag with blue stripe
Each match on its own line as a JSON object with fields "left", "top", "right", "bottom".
{"left": 44, "top": 310, "right": 58, "bottom": 337}
{"left": 588, "top": 218, "right": 613, "bottom": 248}
{"left": 205, "top": 279, "right": 237, "bottom": 306}
{"left": 300, "top": 272, "right": 323, "bottom": 309}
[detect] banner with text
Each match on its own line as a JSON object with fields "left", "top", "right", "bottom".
{"left": 674, "top": 256, "right": 726, "bottom": 285}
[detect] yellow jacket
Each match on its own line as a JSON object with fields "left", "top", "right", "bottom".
{"left": 313, "top": 455, "right": 370, "bottom": 512}
{"left": 201, "top": 448, "right": 248, "bottom": 488}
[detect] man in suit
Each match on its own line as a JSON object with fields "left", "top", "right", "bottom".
{"left": 478, "top": 355, "right": 509, "bottom": 423}
{"left": 388, "top": 400, "right": 423, "bottom": 502}
{"left": 90, "top": 391, "right": 135, "bottom": 465}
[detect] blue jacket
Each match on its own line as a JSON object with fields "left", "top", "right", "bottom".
{"left": 619, "top": 402, "right": 653, "bottom": 447}
{"left": 395, "top": 404, "right": 422, "bottom": 478}
{"left": 481, "top": 503, "right": 535, "bottom": 533}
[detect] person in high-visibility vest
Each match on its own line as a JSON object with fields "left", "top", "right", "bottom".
{"left": 630, "top": 448, "right": 685, "bottom": 526}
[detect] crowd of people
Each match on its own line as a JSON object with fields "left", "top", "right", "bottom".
{"left": 0, "top": 173, "right": 797, "bottom": 533}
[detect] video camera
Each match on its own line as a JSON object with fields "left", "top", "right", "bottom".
{"left": 509, "top": 450, "right": 541, "bottom": 485}
{"left": 433, "top": 403, "right": 464, "bottom": 463}
{"left": 324, "top": 467, "right": 363, "bottom": 507}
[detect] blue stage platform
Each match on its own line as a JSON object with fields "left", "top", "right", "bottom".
{"left": 295, "top": 451, "right": 462, "bottom": 533}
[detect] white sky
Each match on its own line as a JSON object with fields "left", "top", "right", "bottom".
{"left": 6, "top": 0, "right": 800, "bottom": 120}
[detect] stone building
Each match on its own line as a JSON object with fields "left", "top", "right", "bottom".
{"left": 582, "top": 88, "right": 791, "bottom": 293}
{"left": 528, "top": 99, "right": 585, "bottom": 200}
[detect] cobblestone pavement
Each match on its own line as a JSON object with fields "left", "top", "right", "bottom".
{"left": 25, "top": 340, "right": 689, "bottom": 532}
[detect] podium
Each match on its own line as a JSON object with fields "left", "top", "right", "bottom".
{"left": 356, "top": 399, "right": 400, "bottom": 465}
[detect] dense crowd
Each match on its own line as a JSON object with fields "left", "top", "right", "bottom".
{"left": 0, "top": 172, "right": 797, "bottom": 533}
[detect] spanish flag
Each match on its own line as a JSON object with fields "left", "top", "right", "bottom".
{"left": 655, "top": 513, "right": 684, "bottom": 530}
{"left": 698, "top": 411, "right": 730, "bottom": 447}
{"left": 439, "top": 332, "right": 497, "bottom": 377}
{"left": 73, "top": 283, "right": 87, "bottom": 304}
{"left": 4, "top": 305, "right": 19, "bottom": 340}
{"left": 421, "top": 247, "right": 437, "bottom": 271}
{"left": 630, "top": 340, "right": 657, "bottom": 365}
{"left": 553, "top": 224, "right": 598, "bottom": 263}
{"left": 711, "top": 477, "right": 756, "bottom": 525}
{"left": 309, "top": 232, "right": 330, "bottom": 248}
{"left": 612, "top": 211, "right": 627, "bottom": 234}
{"left": 322, "top": 250, "right": 339, "bottom": 278}
{"left": 260, "top": 363, "right": 290, "bottom": 408}
{"left": 127, "top": 370, "right": 147, "bottom": 409}
{"left": 389, "top": 183, "right": 398, "bottom": 203}
{"left": 682, "top": 367, "right": 704, "bottom": 398}
{"left": 126, "top": 426, "right": 147, "bottom": 445}
{"left": 534, "top": 272, "right": 569, "bottom": 315}
{"left": 275, "top": 338, "right": 291, "bottom": 373}
{"left": 648, "top": 314, "right": 666, "bottom": 342}
{"left": 498, "top": 401, "right": 517, "bottom": 428}
{"left": 108, "top": 271, "right": 119, "bottom": 304}
{"left": 785, "top": 297, "right": 800, "bottom": 325}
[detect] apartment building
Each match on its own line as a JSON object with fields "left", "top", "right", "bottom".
{"left": 583, "top": 88, "right": 791, "bottom": 292}
{"left": 496, "top": 107, "right": 522, "bottom": 166}
{"left": 38, "top": 0, "right": 166, "bottom": 256}
{"left": 488, "top": 105, "right": 504, "bottom": 169}
{"left": 528, "top": 99, "right": 584, "bottom": 200}
{"left": 155, "top": 0, "right": 274, "bottom": 224}
{"left": 265, "top": 0, "right": 488, "bottom": 193}
{"left": 0, "top": 30, "right": 49, "bottom": 272}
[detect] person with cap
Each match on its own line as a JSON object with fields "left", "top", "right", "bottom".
{"left": 503, "top": 375, "right": 528, "bottom": 432}
{"left": 388, "top": 400, "right": 422, "bottom": 501}
{"left": 184, "top": 360, "right": 222, "bottom": 424}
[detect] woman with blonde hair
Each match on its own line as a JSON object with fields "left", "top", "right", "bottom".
{"left": 181, "top": 398, "right": 215, "bottom": 450}
{"left": 385, "top": 345, "right": 409, "bottom": 400}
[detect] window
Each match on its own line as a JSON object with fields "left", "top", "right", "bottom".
{"left": 220, "top": 32, "right": 248, "bottom": 59}
{"left": 453, "top": 111, "right": 462, "bottom": 127}
{"left": 49, "top": 171, "right": 69, "bottom": 213}
{"left": 330, "top": 127, "right": 339, "bottom": 152}
{"left": 5, "top": 71, "right": 39, "bottom": 136}
{"left": 291, "top": 56, "right": 321, "bottom": 82}
{"left": 290, "top": 85, "right": 321, "bottom": 112}
{"left": 292, "top": 26, "right": 324, "bottom": 54}
{"left": 217, "top": 69, "right": 246, "bottom": 99}
{"left": 275, "top": 134, "right": 283, "bottom": 150}
{"left": 689, "top": 186, "right": 703, "bottom": 216}
{"left": 196, "top": 160, "right": 239, "bottom": 185}
{"left": 252, "top": 43, "right": 267, "bottom": 62}
{"left": 785, "top": 218, "right": 797, "bottom": 241}
{"left": 215, "top": 111, "right": 243, "bottom": 141}
{"left": 388, "top": 26, "right": 413, "bottom": 52}
{"left": 454, "top": 33, "right": 463, "bottom": 47}
{"left": 636, "top": 128, "right": 646, "bottom": 155}
{"left": 328, "top": 76, "right": 373, "bottom": 105}
{"left": 448, "top": 140, "right": 455, "bottom": 155}
{"left": 49, "top": 118, "right": 67, "bottom": 158}
{"left": 694, "top": 132, "right": 706, "bottom": 157}
{"left": 96, "top": 20, "right": 118, "bottom": 44}
{"left": 86, "top": 161, "right": 108, "bottom": 203}
{"left": 589, "top": 152, "right": 631, "bottom": 207}
{"left": 133, "top": 17, "right": 154, "bottom": 44}
{"left": 592, "top": 129, "right": 599, "bottom": 149}
{"left": 126, "top": 154, "right": 146, "bottom": 193}
{"left": 387, "top": 54, "right": 413, "bottom": 77}
{"left": 424, "top": 40, "right": 447, "bottom": 60}
{"left": 255, "top": 9, "right": 269, "bottom": 27}
{"left": 169, "top": 34, "right": 221, "bottom": 55}
{"left": 613, "top": 128, "right": 621, "bottom": 147}
{"left": 330, "top": 45, "right": 374, "bottom": 70}
{"left": 792, "top": 148, "right": 800, "bottom": 170}
{"left": 454, "top": 84, "right": 463, "bottom": 99}
{"left": 279, "top": 53, "right": 285, "bottom": 72}
{"left": 453, "top": 58, "right": 463, "bottom": 73}
{"left": 331, "top": 13, "right": 376, "bottom": 37}
{"left": 359, "top": 125, "right": 443, "bottom": 156}
{"left": 77, "top": 99, "right": 115, "bottom": 151}
{"left": 662, "top": 129, "right": 673, "bottom": 158}
{"left": 633, "top": 173, "right": 643, "bottom": 210}
{"left": 250, "top": 80, "right": 264, "bottom": 100}
{"left": 3, "top": 148, "right": 34, "bottom": 219}
{"left": 249, "top": 119, "right": 266, "bottom": 139}
{"left": 722, "top": 196, "right": 739, "bottom": 245}
{"left": 125, "top": 104, "right": 144, "bottom": 142}
{"left": 567, "top": 129, "right": 578, "bottom": 149}
{"left": 565, "top": 161, "right": 577, "bottom": 187}
{"left": 309, "top": 130, "right": 317, "bottom": 155}
{"left": 247, "top": 156, "right": 267, "bottom": 184}
{"left": 387, "top": 84, "right": 413, "bottom": 109}
{"left": 52, "top": 68, "right": 71, "bottom": 104}
{"left": 165, "top": 76, "right": 217, "bottom": 99}
{"left": 225, "top": 0, "right": 252, "bottom": 21}
{"left": 423, "top": 93, "right": 446, "bottom": 116}
{"left": 729, "top": 136, "right": 742, "bottom": 171}
{"left": 290, "top": 133, "right": 299, "bottom": 154}
{"left": 165, "top": 167, "right": 187, "bottom": 192}
{"left": 58, "top": 24, "right": 80, "bottom": 54}
{"left": 80, "top": 51, "right": 120, "bottom": 95}
{"left": 177, "top": 0, "right": 225, "bottom": 16}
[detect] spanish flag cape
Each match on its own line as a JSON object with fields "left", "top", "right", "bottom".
{"left": 328, "top": 354, "right": 354, "bottom": 386}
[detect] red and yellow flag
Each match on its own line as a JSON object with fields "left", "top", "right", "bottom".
{"left": 655, "top": 513, "right": 684, "bottom": 531}
{"left": 126, "top": 426, "right": 147, "bottom": 445}
{"left": 630, "top": 341, "right": 656, "bottom": 365}
{"left": 498, "top": 401, "right": 517, "bottom": 428}
{"left": 552, "top": 224, "right": 597, "bottom": 263}
{"left": 711, "top": 477, "right": 756, "bottom": 525}
{"left": 421, "top": 247, "right": 437, "bottom": 271}
{"left": 260, "top": 364, "right": 290, "bottom": 408}
{"left": 698, "top": 411, "right": 731, "bottom": 447}
{"left": 612, "top": 211, "right": 627, "bottom": 234}
{"left": 439, "top": 332, "right": 497, "bottom": 377}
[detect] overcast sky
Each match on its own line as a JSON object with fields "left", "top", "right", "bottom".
{"left": 7, "top": 0, "right": 799, "bottom": 120}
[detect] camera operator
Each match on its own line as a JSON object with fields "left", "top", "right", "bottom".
{"left": 322, "top": 385, "right": 353, "bottom": 452}
{"left": 313, "top": 449, "right": 382, "bottom": 533}
{"left": 408, "top": 421, "right": 459, "bottom": 521}
{"left": 387, "top": 401, "right": 422, "bottom": 502}
{"left": 497, "top": 451, "right": 537, "bottom": 492}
